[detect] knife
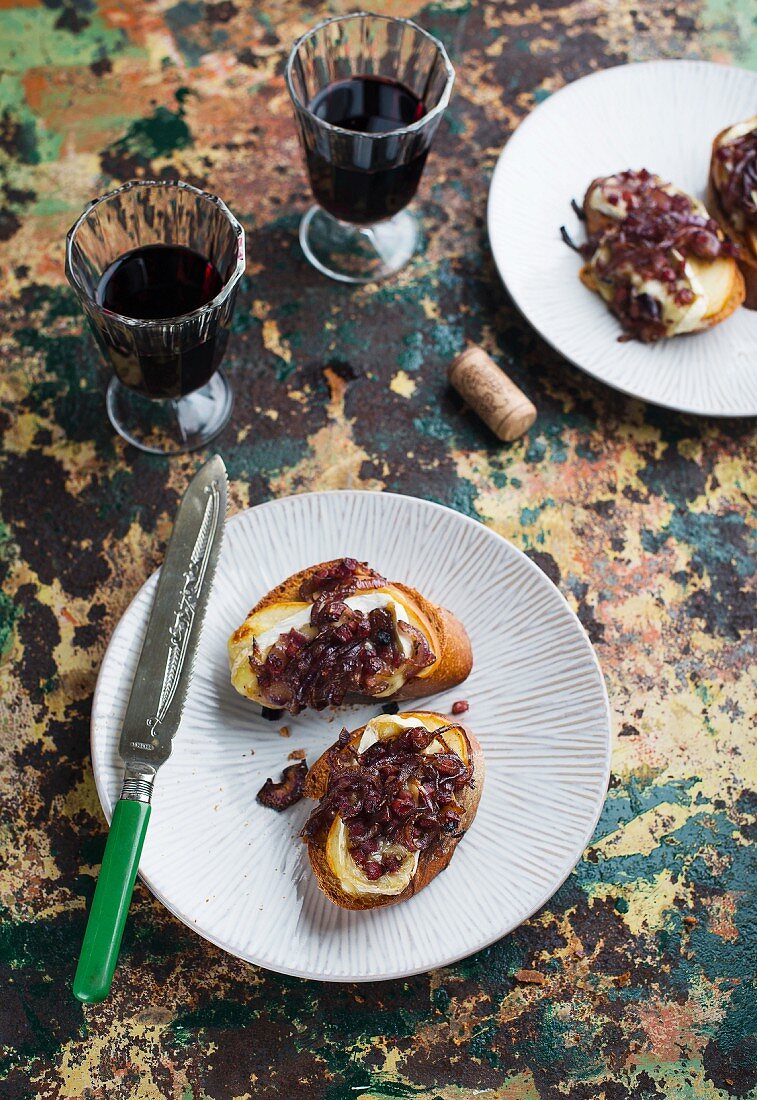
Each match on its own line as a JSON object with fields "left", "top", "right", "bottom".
{"left": 73, "top": 455, "right": 227, "bottom": 1003}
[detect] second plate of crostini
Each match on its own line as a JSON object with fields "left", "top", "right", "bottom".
{"left": 91, "top": 491, "right": 611, "bottom": 981}
{"left": 488, "top": 60, "right": 757, "bottom": 416}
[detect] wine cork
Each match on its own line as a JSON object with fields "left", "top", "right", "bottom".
{"left": 448, "top": 346, "right": 536, "bottom": 442}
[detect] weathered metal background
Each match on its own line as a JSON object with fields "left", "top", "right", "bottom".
{"left": 0, "top": 1, "right": 755, "bottom": 1097}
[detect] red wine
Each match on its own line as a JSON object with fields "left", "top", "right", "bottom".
{"left": 306, "top": 75, "right": 428, "bottom": 224}
{"left": 96, "top": 244, "right": 225, "bottom": 399}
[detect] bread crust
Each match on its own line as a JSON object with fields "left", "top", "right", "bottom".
{"left": 580, "top": 176, "right": 746, "bottom": 330}
{"left": 230, "top": 560, "right": 472, "bottom": 707}
{"left": 708, "top": 124, "right": 757, "bottom": 310}
{"left": 387, "top": 582, "right": 473, "bottom": 699}
{"left": 303, "top": 711, "right": 484, "bottom": 910}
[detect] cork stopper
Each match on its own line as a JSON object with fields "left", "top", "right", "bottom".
{"left": 448, "top": 346, "right": 536, "bottom": 442}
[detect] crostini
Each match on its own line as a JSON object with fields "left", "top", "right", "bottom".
{"left": 708, "top": 117, "right": 757, "bottom": 309}
{"left": 228, "top": 558, "right": 472, "bottom": 714}
{"left": 575, "top": 169, "right": 744, "bottom": 342}
{"left": 301, "top": 710, "right": 484, "bottom": 910}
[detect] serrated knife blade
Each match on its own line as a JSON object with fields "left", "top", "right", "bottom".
{"left": 73, "top": 454, "right": 227, "bottom": 1004}
{"left": 119, "top": 453, "right": 227, "bottom": 785}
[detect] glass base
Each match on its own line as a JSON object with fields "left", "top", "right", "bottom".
{"left": 299, "top": 205, "right": 419, "bottom": 283}
{"left": 106, "top": 371, "right": 233, "bottom": 455}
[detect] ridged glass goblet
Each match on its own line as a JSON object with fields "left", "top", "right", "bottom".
{"left": 66, "top": 179, "right": 245, "bottom": 455}
{"left": 286, "top": 12, "right": 455, "bottom": 283}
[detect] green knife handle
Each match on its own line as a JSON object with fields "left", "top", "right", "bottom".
{"left": 73, "top": 798, "right": 151, "bottom": 1004}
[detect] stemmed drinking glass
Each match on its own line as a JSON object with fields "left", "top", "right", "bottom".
{"left": 286, "top": 12, "right": 455, "bottom": 283}
{"left": 66, "top": 180, "right": 245, "bottom": 455}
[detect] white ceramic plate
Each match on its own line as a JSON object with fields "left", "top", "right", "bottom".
{"left": 91, "top": 491, "right": 611, "bottom": 981}
{"left": 488, "top": 60, "right": 757, "bottom": 417}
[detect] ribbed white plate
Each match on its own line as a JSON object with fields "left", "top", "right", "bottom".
{"left": 488, "top": 60, "right": 757, "bottom": 416}
{"left": 91, "top": 491, "right": 611, "bottom": 981}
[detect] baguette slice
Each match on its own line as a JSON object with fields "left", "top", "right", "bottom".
{"left": 303, "top": 710, "right": 484, "bottom": 910}
{"left": 579, "top": 253, "right": 745, "bottom": 334}
{"left": 579, "top": 172, "right": 745, "bottom": 340}
{"left": 228, "top": 559, "right": 472, "bottom": 714}
{"left": 708, "top": 119, "right": 757, "bottom": 310}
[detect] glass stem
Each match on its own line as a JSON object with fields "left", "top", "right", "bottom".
{"left": 360, "top": 225, "right": 392, "bottom": 266}
{"left": 172, "top": 398, "right": 189, "bottom": 445}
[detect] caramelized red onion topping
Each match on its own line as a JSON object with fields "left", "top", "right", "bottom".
{"left": 716, "top": 131, "right": 757, "bottom": 220}
{"left": 251, "top": 601, "right": 435, "bottom": 714}
{"left": 298, "top": 558, "right": 379, "bottom": 600}
{"left": 257, "top": 760, "right": 308, "bottom": 811}
{"left": 302, "top": 724, "right": 473, "bottom": 880}
{"left": 581, "top": 170, "right": 738, "bottom": 343}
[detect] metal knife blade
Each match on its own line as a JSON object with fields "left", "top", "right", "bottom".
{"left": 119, "top": 454, "right": 227, "bottom": 796}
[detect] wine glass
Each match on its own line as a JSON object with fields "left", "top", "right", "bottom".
{"left": 65, "top": 179, "right": 245, "bottom": 455}
{"left": 286, "top": 12, "right": 455, "bottom": 284}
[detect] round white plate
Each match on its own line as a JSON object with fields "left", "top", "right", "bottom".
{"left": 488, "top": 60, "right": 757, "bottom": 417}
{"left": 92, "top": 491, "right": 611, "bottom": 981}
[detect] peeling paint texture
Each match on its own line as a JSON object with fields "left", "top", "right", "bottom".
{"left": 0, "top": 1, "right": 755, "bottom": 1098}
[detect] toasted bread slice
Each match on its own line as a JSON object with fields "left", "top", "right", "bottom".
{"left": 708, "top": 121, "right": 757, "bottom": 310}
{"left": 580, "top": 173, "right": 745, "bottom": 337}
{"left": 303, "top": 710, "right": 484, "bottom": 910}
{"left": 579, "top": 252, "right": 745, "bottom": 330}
{"left": 228, "top": 560, "right": 472, "bottom": 713}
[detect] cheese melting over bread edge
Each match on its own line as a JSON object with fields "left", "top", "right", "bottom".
{"left": 327, "top": 712, "right": 469, "bottom": 898}
{"left": 587, "top": 174, "right": 734, "bottom": 334}
{"left": 228, "top": 588, "right": 436, "bottom": 704}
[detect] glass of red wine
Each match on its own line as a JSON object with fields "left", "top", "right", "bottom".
{"left": 286, "top": 12, "right": 454, "bottom": 283}
{"left": 65, "top": 179, "right": 245, "bottom": 455}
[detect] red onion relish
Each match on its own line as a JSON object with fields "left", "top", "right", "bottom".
{"left": 715, "top": 130, "right": 757, "bottom": 221}
{"left": 257, "top": 760, "right": 308, "bottom": 811}
{"left": 302, "top": 724, "right": 474, "bottom": 880}
{"left": 582, "top": 170, "right": 738, "bottom": 342}
{"left": 250, "top": 559, "right": 435, "bottom": 714}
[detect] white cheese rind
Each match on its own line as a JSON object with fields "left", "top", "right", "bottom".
{"left": 253, "top": 592, "right": 414, "bottom": 659}
{"left": 717, "top": 119, "right": 756, "bottom": 147}
{"left": 588, "top": 175, "right": 709, "bottom": 223}
{"left": 328, "top": 819, "right": 419, "bottom": 897}
{"left": 229, "top": 592, "right": 422, "bottom": 703}
{"left": 592, "top": 261, "right": 709, "bottom": 337}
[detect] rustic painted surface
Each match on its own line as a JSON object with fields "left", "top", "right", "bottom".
{"left": 0, "top": 0, "right": 755, "bottom": 1097}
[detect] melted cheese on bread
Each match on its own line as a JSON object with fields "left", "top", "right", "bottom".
{"left": 587, "top": 175, "right": 737, "bottom": 335}
{"left": 229, "top": 587, "right": 437, "bottom": 705}
{"left": 327, "top": 713, "right": 469, "bottom": 898}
